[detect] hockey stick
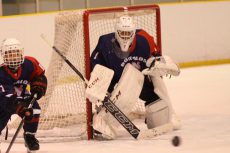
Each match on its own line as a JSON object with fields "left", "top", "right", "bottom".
{"left": 5, "top": 94, "right": 38, "bottom": 153}
{"left": 40, "top": 34, "right": 141, "bottom": 139}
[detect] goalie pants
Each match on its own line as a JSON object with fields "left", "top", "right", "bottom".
{"left": 0, "top": 101, "right": 41, "bottom": 134}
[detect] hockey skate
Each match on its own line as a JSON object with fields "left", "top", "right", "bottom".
{"left": 24, "top": 133, "right": 39, "bottom": 153}
{"left": 93, "top": 129, "right": 114, "bottom": 141}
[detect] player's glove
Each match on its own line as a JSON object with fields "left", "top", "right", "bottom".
{"left": 16, "top": 94, "right": 32, "bottom": 106}
{"left": 15, "top": 95, "right": 34, "bottom": 121}
{"left": 2, "top": 94, "right": 33, "bottom": 122}
{"left": 2, "top": 93, "right": 19, "bottom": 114}
{"left": 30, "top": 74, "right": 47, "bottom": 100}
{"left": 16, "top": 106, "right": 33, "bottom": 122}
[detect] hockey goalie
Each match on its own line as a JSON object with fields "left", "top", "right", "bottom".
{"left": 86, "top": 15, "right": 181, "bottom": 140}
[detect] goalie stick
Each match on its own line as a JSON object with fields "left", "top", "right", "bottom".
{"left": 40, "top": 34, "right": 141, "bottom": 139}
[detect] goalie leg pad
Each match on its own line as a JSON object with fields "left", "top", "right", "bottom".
{"left": 145, "top": 99, "right": 170, "bottom": 129}
{"left": 151, "top": 76, "right": 173, "bottom": 115}
{"left": 92, "top": 64, "right": 144, "bottom": 139}
{"left": 92, "top": 109, "right": 117, "bottom": 140}
{"left": 171, "top": 112, "right": 182, "bottom": 130}
{"left": 151, "top": 76, "right": 182, "bottom": 130}
{"left": 110, "top": 63, "right": 144, "bottom": 114}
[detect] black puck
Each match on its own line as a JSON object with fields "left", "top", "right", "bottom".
{"left": 172, "top": 136, "right": 181, "bottom": 146}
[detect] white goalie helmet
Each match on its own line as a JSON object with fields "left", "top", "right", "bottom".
{"left": 0, "top": 38, "right": 24, "bottom": 69}
{"left": 115, "top": 15, "right": 136, "bottom": 52}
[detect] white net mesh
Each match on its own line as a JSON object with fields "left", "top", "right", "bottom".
{"left": 7, "top": 5, "right": 161, "bottom": 141}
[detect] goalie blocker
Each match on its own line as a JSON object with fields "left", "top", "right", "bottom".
{"left": 86, "top": 62, "right": 181, "bottom": 139}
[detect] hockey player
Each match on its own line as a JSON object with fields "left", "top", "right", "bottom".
{"left": 86, "top": 15, "right": 181, "bottom": 139}
{"left": 0, "top": 38, "right": 47, "bottom": 151}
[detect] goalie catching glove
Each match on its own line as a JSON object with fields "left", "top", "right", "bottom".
{"left": 30, "top": 74, "right": 47, "bottom": 100}
{"left": 142, "top": 55, "right": 180, "bottom": 77}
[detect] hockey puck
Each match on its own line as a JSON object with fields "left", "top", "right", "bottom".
{"left": 172, "top": 136, "right": 181, "bottom": 147}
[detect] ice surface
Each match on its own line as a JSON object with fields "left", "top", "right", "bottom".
{"left": 1, "top": 64, "right": 230, "bottom": 153}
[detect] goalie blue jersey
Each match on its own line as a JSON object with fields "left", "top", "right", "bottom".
{"left": 91, "top": 29, "right": 158, "bottom": 93}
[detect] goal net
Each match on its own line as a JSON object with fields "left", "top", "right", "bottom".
{"left": 7, "top": 4, "right": 162, "bottom": 141}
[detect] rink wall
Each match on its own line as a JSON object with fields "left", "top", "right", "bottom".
{"left": 0, "top": 1, "right": 230, "bottom": 69}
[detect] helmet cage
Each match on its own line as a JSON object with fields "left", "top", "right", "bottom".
{"left": 1, "top": 38, "right": 24, "bottom": 69}
{"left": 115, "top": 16, "right": 136, "bottom": 52}
{"left": 2, "top": 50, "right": 24, "bottom": 69}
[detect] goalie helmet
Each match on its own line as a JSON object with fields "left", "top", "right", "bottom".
{"left": 115, "top": 15, "right": 136, "bottom": 52}
{"left": 0, "top": 38, "right": 24, "bottom": 69}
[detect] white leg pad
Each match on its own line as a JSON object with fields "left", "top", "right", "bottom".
{"left": 145, "top": 99, "right": 170, "bottom": 129}
{"left": 92, "top": 64, "right": 144, "bottom": 139}
{"left": 171, "top": 112, "right": 182, "bottom": 130}
{"left": 150, "top": 76, "right": 182, "bottom": 130}
{"left": 92, "top": 109, "right": 117, "bottom": 140}
{"left": 110, "top": 63, "right": 144, "bottom": 115}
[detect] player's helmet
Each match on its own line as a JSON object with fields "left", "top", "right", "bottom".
{"left": 115, "top": 15, "right": 136, "bottom": 52}
{"left": 0, "top": 38, "right": 24, "bottom": 69}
